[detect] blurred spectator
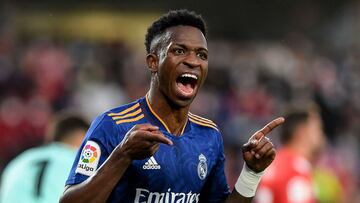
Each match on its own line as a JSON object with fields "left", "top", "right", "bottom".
{"left": 0, "top": 112, "right": 89, "bottom": 203}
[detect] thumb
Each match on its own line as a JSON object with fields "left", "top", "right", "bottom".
{"left": 242, "top": 139, "right": 258, "bottom": 153}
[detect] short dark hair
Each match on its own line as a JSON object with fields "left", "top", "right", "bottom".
{"left": 49, "top": 113, "right": 89, "bottom": 142}
{"left": 145, "top": 9, "right": 207, "bottom": 53}
{"left": 280, "top": 104, "right": 319, "bottom": 144}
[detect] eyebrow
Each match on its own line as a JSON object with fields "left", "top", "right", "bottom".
{"left": 173, "top": 43, "right": 208, "bottom": 53}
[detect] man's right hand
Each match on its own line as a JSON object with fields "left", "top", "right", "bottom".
{"left": 60, "top": 124, "right": 173, "bottom": 203}
{"left": 116, "top": 124, "right": 173, "bottom": 161}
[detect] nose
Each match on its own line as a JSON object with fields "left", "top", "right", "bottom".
{"left": 183, "top": 52, "right": 201, "bottom": 68}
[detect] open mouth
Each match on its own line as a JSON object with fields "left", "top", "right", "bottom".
{"left": 176, "top": 73, "right": 198, "bottom": 95}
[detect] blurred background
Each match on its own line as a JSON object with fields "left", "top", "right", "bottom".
{"left": 0, "top": 0, "right": 359, "bottom": 202}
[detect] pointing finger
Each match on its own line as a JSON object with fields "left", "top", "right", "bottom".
{"left": 253, "top": 117, "right": 285, "bottom": 140}
{"left": 142, "top": 131, "right": 173, "bottom": 146}
{"left": 134, "top": 123, "right": 160, "bottom": 131}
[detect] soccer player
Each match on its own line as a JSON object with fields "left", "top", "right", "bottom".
{"left": 60, "top": 10, "right": 284, "bottom": 203}
{"left": 0, "top": 112, "right": 89, "bottom": 203}
{"left": 255, "top": 105, "right": 325, "bottom": 203}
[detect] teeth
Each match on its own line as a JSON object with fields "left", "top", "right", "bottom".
{"left": 181, "top": 73, "right": 198, "bottom": 80}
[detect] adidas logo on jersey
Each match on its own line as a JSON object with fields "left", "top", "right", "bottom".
{"left": 142, "top": 156, "right": 161, "bottom": 170}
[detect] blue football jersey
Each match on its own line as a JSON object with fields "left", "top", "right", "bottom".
{"left": 66, "top": 96, "right": 230, "bottom": 203}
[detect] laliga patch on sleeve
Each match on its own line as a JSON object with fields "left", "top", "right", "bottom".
{"left": 75, "top": 140, "right": 101, "bottom": 176}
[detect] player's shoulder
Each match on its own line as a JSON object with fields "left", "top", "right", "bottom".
{"left": 3, "top": 146, "right": 47, "bottom": 171}
{"left": 85, "top": 99, "right": 146, "bottom": 142}
{"left": 105, "top": 98, "right": 146, "bottom": 128}
{"left": 188, "top": 112, "right": 219, "bottom": 133}
{"left": 17, "top": 146, "right": 49, "bottom": 160}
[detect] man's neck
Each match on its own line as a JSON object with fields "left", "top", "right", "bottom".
{"left": 147, "top": 90, "right": 189, "bottom": 135}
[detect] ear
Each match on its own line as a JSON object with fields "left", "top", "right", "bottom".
{"left": 146, "top": 53, "right": 158, "bottom": 73}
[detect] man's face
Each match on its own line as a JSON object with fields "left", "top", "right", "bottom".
{"left": 151, "top": 25, "right": 208, "bottom": 107}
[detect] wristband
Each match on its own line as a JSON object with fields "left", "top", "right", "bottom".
{"left": 235, "top": 163, "right": 265, "bottom": 197}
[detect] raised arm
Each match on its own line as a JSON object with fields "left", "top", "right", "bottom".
{"left": 225, "top": 117, "right": 285, "bottom": 203}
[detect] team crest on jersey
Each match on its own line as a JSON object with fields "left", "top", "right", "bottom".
{"left": 76, "top": 140, "right": 101, "bottom": 176}
{"left": 197, "top": 154, "right": 207, "bottom": 180}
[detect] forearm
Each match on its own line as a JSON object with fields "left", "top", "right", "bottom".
{"left": 224, "top": 163, "right": 264, "bottom": 203}
{"left": 225, "top": 190, "right": 253, "bottom": 203}
{"left": 60, "top": 151, "right": 132, "bottom": 203}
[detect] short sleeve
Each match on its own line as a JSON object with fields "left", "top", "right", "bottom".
{"left": 65, "top": 113, "right": 120, "bottom": 185}
{"left": 199, "top": 131, "right": 230, "bottom": 202}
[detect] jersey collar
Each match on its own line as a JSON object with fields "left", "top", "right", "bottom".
{"left": 139, "top": 95, "right": 190, "bottom": 135}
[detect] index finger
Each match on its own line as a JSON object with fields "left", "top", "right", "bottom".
{"left": 253, "top": 117, "right": 285, "bottom": 140}
{"left": 133, "top": 123, "right": 159, "bottom": 131}
{"left": 142, "top": 131, "right": 173, "bottom": 146}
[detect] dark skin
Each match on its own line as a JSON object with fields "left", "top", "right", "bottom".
{"left": 146, "top": 26, "right": 209, "bottom": 134}
{"left": 60, "top": 25, "right": 284, "bottom": 203}
{"left": 226, "top": 117, "right": 284, "bottom": 203}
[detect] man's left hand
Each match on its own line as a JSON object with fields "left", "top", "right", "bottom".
{"left": 242, "top": 117, "right": 285, "bottom": 173}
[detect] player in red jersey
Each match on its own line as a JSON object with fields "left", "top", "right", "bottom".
{"left": 255, "top": 105, "right": 325, "bottom": 203}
